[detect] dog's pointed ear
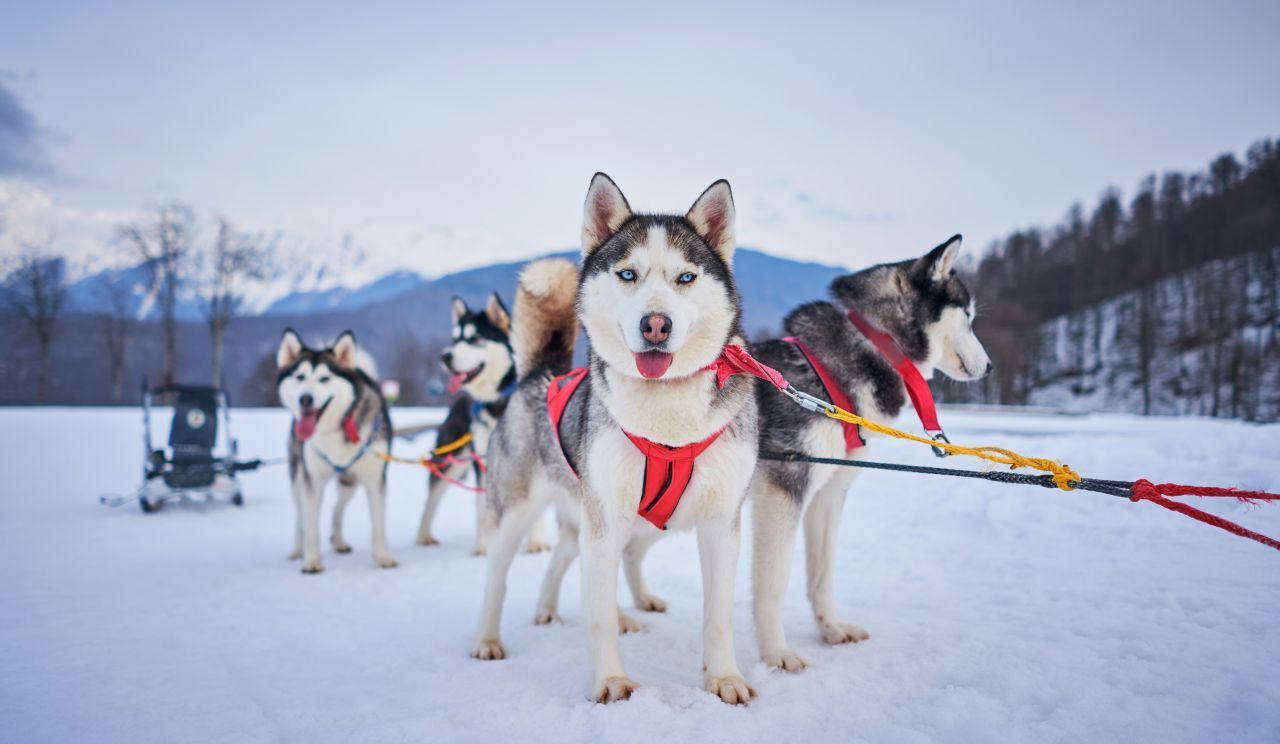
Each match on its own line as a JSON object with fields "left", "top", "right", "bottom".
{"left": 484, "top": 292, "right": 511, "bottom": 332}
{"left": 451, "top": 296, "right": 468, "bottom": 324}
{"left": 582, "top": 172, "right": 633, "bottom": 257}
{"left": 916, "top": 234, "right": 963, "bottom": 283}
{"left": 332, "top": 330, "right": 358, "bottom": 369}
{"left": 277, "top": 328, "right": 303, "bottom": 369}
{"left": 686, "top": 179, "right": 736, "bottom": 263}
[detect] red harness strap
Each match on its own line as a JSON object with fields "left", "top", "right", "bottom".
{"left": 846, "top": 309, "right": 943, "bottom": 435}
{"left": 547, "top": 368, "right": 589, "bottom": 477}
{"left": 783, "top": 337, "right": 865, "bottom": 451}
{"left": 546, "top": 347, "right": 768, "bottom": 530}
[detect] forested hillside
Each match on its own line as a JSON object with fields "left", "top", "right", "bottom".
{"left": 943, "top": 138, "right": 1280, "bottom": 421}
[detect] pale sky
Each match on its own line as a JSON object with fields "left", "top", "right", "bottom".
{"left": 1, "top": 0, "right": 1277, "bottom": 278}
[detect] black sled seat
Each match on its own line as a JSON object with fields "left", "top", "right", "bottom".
{"left": 139, "top": 380, "right": 245, "bottom": 511}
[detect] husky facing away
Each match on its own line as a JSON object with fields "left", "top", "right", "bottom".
{"left": 416, "top": 293, "right": 550, "bottom": 554}
{"left": 471, "top": 174, "right": 760, "bottom": 705}
{"left": 748, "top": 235, "right": 990, "bottom": 671}
{"left": 276, "top": 330, "right": 397, "bottom": 574}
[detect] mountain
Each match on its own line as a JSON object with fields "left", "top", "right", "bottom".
{"left": 59, "top": 248, "right": 846, "bottom": 334}
{"left": 2, "top": 248, "right": 847, "bottom": 406}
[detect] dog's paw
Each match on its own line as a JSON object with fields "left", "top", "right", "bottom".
{"left": 533, "top": 610, "right": 561, "bottom": 625}
{"left": 415, "top": 534, "right": 440, "bottom": 547}
{"left": 636, "top": 594, "right": 668, "bottom": 613}
{"left": 331, "top": 539, "right": 352, "bottom": 554}
{"left": 763, "top": 649, "right": 809, "bottom": 673}
{"left": 288, "top": 549, "right": 303, "bottom": 561}
{"left": 705, "top": 674, "right": 756, "bottom": 705}
{"left": 820, "top": 622, "right": 870, "bottom": 646}
{"left": 525, "top": 538, "right": 552, "bottom": 554}
{"left": 617, "top": 611, "right": 644, "bottom": 635}
{"left": 593, "top": 676, "right": 639, "bottom": 704}
{"left": 375, "top": 555, "right": 399, "bottom": 569}
{"left": 300, "top": 560, "right": 324, "bottom": 574}
{"left": 471, "top": 638, "right": 505, "bottom": 661}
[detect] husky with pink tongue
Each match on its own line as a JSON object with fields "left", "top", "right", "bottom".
{"left": 277, "top": 329, "right": 397, "bottom": 574}
{"left": 470, "top": 174, "right": 760, "bottom": 705}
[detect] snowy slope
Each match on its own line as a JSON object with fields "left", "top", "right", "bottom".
{"left": 1, "top": 408, "right": 1278, "bottom": 743}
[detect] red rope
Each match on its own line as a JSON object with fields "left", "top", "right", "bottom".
{"left": 1129, "top": 479, "right": 1280, "bottom": 552}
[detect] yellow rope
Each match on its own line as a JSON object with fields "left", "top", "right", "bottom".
{"left": 430, "top": 431, "right": 473, "bottom": 456}
{"left": 823, "top": 407, "right": 1081, "bottom": 490}
{"left": 373, "top": 431, "right": 473, "bottom": 467}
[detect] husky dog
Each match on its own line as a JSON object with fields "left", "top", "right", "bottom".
{"left": 470, "top": 174, "right": 760, "bottom": 705}
{"left": 416, "top": 293, "right": 550, "bottom": 554}
{"left": 749, "top": 235, "right": 991, "bottom": 670}
{"left": 277, "top": 329, "right": 397, "bottom": 574}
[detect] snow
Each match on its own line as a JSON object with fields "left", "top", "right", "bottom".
{"left": 2, "top": 406, "right": 1278, "bottom": 743}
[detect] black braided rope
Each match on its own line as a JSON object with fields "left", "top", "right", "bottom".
{"left": 758, "top": 450, "right": 1135, "bottom": 499}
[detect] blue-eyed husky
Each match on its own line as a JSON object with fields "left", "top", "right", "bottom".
{"left": 470, "top": 174, "right": 760, "bottom": 705}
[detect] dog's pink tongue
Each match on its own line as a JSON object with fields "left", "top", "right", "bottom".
{"left": 447, "top": 372, "right": 467, "bottom": 394}
{"left": 294, "top": 411, "right": 319, "bottom": 440}
{"left": 635, "top": 351, "right": 673, "bottom": 379}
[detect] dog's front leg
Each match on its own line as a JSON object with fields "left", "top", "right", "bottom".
{"left": 579, "top": 506, "right": 635, "bottom": 703}
{"left": 752, "top": 477, "right": 806, "bottom": 671}
{"left": 289, "top": 480, "right": 305, "bottom": 561}
{"left": 698, "top": 513, "right": 755, "bottom": 705}
{"left": 623, "top": 531, "right": 667, "bottom": 613}
{"left": 804, "top": 470, "right": 868, "bottom": 645}
{"left": 365, "top": 474, "right": 398, "bottom": 568}
{"left": 331, "top": 478, "right": 356, "bottom": 553}
{"left": 300, "top": 481, "right": 325, "bottom": 574}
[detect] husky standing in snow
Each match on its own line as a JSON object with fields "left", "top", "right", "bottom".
{"left": 470, "top": 174, "right": 760, "bottom": 705}
{"left": 276, "top": 329, "right": 398, "bottom": 574}
{"left": 749, "top": 235, "right": 991, "bottom": 670}
{"left": 416, "top": 293, "right": 550, "bottom": 554}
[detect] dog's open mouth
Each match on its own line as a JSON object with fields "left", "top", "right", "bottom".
{"left": 293, "top": 399, "right": 331, "bottom": 441}
{"left": 447, "top": 364, "right": 484, "bottom": 394}
{"left": 634, "top": 350, "right": 673, "bottom": 379}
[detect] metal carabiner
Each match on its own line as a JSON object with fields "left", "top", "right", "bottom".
{"left": 930, "top": 431, "right": 951, "bottom": 458}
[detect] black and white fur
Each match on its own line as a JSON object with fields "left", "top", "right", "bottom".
{"left": 416, "top": 294, "right": 550, "bottom": 554}
{"left": 277, "top": 329, "right": 397, "bottom": 574}
{"left": 470, "top": 174, "right": 760, "bottom": 705}
{"left": 749, "top": 235, "right": 991, "bottom": 670}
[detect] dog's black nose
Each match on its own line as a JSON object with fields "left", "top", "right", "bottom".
{"left": 641, "top": 314, "right": 672, "bottom": 344}
{"left": 299, "top": 393, "right": 314, "bottom": 410}
{"left": 441, "top": 351, "right": 454, "bottom": 370}
{"left": 984, "top": 362, "right": 994, "bottom": 375}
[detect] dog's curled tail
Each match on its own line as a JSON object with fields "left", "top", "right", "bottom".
{"left": 512, "top": 258, "right": 579, "bottom": 378}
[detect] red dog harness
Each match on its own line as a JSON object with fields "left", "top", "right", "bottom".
{"left": 783, "top": 337, "right": 865, "bottom": 451}
{"left": 546, "top": 346, "right": 772, "bottom": 530}
{"left": 784, "top": 310, "right": 948, "bottom": 454}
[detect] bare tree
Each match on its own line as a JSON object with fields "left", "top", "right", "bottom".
{"left": 197, "top": 217, "right": 270, "bottom": 385}
{"left": 118, "top": 203, "right": 194, "bottom": 384}
{"left": 98, "top": 278, "right": 132, "bottom": 404}
{"left": 4, "top": 242, "right": 67, "bottom": 403}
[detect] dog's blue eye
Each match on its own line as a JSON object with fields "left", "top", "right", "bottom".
{"left": 318, "top": 376, "right": 331, "bottom": 383}
{"left": 677, "top": 272, "right": 696, "bottom": 285}
{"left": 617, "top": 269, "right": 636, "bottom": 282}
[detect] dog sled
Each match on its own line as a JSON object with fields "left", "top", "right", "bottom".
{"left": 136, "top": 379, "right": 261, "bottom": 512}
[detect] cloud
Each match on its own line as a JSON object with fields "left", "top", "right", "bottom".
{"left": 792, "top": 190, "right": 894, "bottom": 223}
{"left": 0, "top": 78, "right": 57, "bottom": 179}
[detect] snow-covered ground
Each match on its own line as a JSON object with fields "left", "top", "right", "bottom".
{"left": 2, "top": 406, "right": 1278, "bottom": 743}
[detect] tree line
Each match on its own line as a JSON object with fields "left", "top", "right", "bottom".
{"left": 945, "top": 137, "right": 1280, "bottom": 421}
{"left": 2, "top": 203, "right": 273, "bottom": 402}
